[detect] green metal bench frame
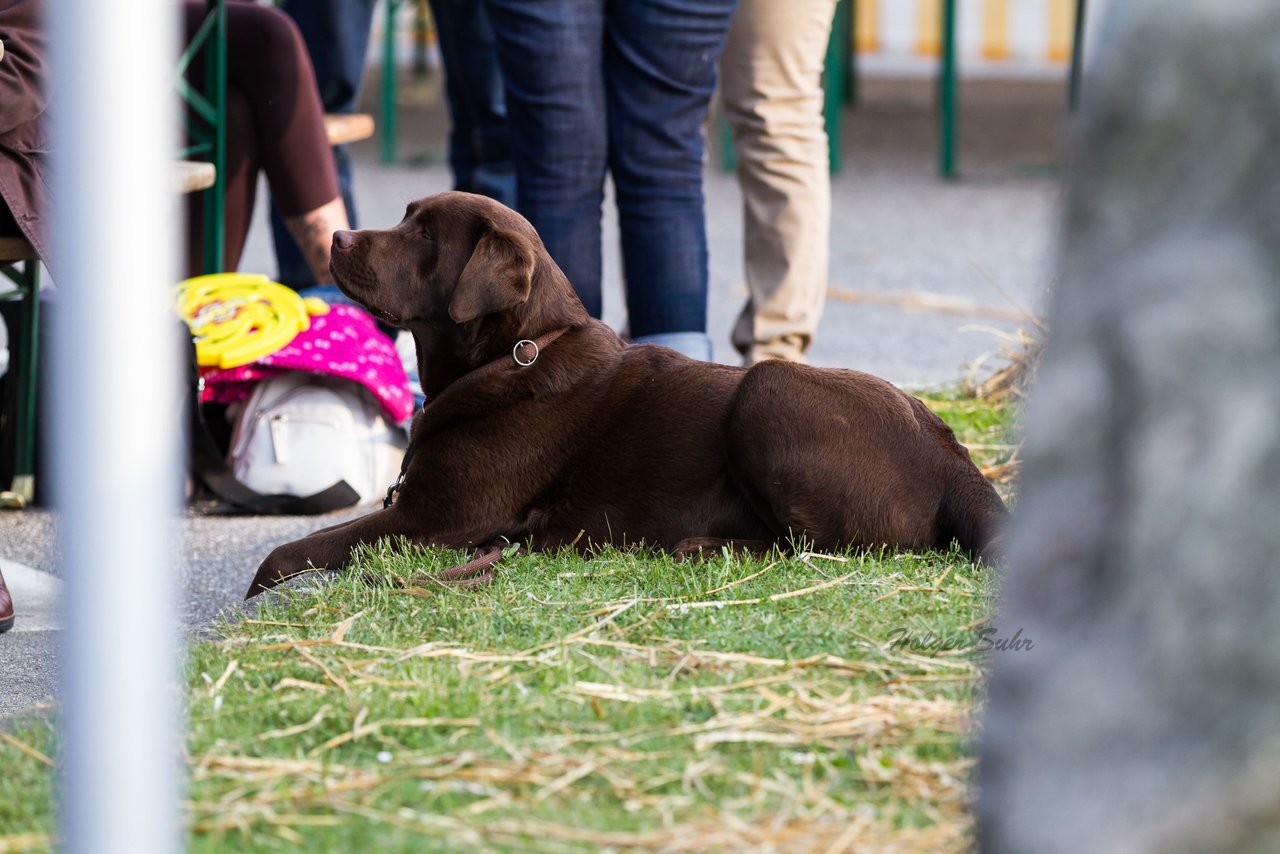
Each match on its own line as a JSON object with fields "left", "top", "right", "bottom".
{"left": 177, "top": 0, "right": 227, "bottom": 273}
{"left": 937, "top": 0, "right": 1086, "bottom": 177}
{"left": 381, "top": 0, "right": 404, "bottom": 164}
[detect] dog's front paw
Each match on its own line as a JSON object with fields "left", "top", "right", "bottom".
{"left": 245, "top": 545, "right": 309, "bottom": 600}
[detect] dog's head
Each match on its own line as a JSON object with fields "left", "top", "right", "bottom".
{"left": 330, "top": 192, "right": 587, "bottom": 395}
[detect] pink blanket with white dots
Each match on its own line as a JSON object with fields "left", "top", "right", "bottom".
{"left": 200, "top": 304, "right": 414, "bottom": 424}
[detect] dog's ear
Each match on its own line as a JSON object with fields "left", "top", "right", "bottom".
{"left": 449, "top": 225, "right": 536, "bottom": 324}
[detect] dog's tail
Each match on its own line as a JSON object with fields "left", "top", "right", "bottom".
{"left": 937, "top": 472, "right": 1010, "bottom": 565}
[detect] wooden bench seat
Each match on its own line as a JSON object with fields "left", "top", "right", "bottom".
{"left": 0, "top": 237, "right": 37, "bottom": 264}
{"left": 177, "top": 160, "right": 217, "bottom": 194}
{"left": 324, "top": 113, "right": 375, "bottom": 146}
{"left": 176, "top": 114, "right": 370, "bottom": 201}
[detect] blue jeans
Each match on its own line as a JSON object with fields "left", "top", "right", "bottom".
{"left": 429, "top": 0, "right": 517, "bottom": 207}
{"left": 483, "top": 0, "right": 738, "bottom": 344}
{"left": 269, "top": 0, "right": 377, "bottom": 287}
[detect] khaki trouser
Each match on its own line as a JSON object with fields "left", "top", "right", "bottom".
{"left": 720, "top": 0, "right": 837, "bottom": 364}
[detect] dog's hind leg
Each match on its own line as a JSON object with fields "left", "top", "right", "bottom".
{"left": 725, "top": 360, "right": 944, "bottom": 552}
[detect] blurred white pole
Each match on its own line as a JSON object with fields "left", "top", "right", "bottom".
{"left": 50, "top": 0, "right": 183, "bottom": 850}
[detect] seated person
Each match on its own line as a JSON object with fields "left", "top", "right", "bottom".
{"left": 182, "top": 1, "right": 348, "bottom": 284}
{"left": 0, "top": 0, "right": 48, "bottom": 635}
{"left": 0, "top": 0, "right": 49, "bottom": 267}
{"left": 0, "top": 0, "right": 47, "bottom": 633}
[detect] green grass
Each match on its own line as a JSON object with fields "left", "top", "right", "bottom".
{"left": 0, "top": 394, "right": 1017, "bottom": 853}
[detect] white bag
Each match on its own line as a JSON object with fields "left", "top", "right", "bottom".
{"left": 227, "top": 372, "right": 406, "bottom": 507}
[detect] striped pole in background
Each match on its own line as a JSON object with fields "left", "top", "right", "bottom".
{"left": 852, "top": 0, "right": 1089, "bottom": 67}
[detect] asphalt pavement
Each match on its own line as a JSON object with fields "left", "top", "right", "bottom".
{"left": 0, "top": 75, "right": 1065, "bottom": 718}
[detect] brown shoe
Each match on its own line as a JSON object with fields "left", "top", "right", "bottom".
{"left": 0, "top": 567, "right": 13, "bottom": 633}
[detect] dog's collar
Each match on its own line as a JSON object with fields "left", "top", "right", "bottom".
{"left": 450, "top": 325, "right": 572, "bottom": 401}
{"left": 510, "top": 326, "right": 570, "bottom": 369}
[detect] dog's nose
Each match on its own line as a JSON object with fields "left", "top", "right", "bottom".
{"left": 332, "top": 230, "right": 357, "bottom": 253}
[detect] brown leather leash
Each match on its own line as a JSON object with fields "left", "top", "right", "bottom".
{"left": 420, "top": 540, "right": 522, "bottom": 589}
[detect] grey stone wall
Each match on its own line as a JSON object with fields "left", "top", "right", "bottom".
{"left": 978, "top": 2, "right": 1280, "bottom": 852}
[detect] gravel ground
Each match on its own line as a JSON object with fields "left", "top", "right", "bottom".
{"left": 0, "top": 75, "right": 1064, "bottom": 718}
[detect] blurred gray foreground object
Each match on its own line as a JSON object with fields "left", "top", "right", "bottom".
{"left": 978, "top": 2, "right": 1280, "bottom": 852}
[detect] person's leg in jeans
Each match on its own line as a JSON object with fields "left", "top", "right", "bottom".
{"left": 721, "top": 0, "right": 835, "bottom": 364}
{"left": 606, "top": 0, "right": 738, "bottom": 360}
{"left": 269, "top": 0, "right": 377, "bottom": 288}
{"left": 485, "top": 0, "right": 608, "bottom": 318}
{"left": 429, "top": 0, "right": 516, "bottom": 208}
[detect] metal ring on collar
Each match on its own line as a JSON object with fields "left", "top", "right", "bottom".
{"left": 513, "top": 339, "right": 539, "bottom": 366}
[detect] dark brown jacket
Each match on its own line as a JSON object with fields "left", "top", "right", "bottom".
{"left": 0, "top": 0, "right": 49, "bottom": 267}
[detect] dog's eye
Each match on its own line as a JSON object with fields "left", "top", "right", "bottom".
{"left": 419, "top": 229, "right": 434, "bottom": 241}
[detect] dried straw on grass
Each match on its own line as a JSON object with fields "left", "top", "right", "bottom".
{"left": 184, "top": 551, "right": 988, "bottom": 852}
{"left": 188, "top": 740, "right": 974, "bottom": 852}
{"left": 0, "top": 834, "right": 54, "bottom": 854}
{"left": 963, "top": 326, "right": 1044, "bottom": 405}
{"left": 189, "top": 638, "right": 976, "bottom": 850}
{"left": 826, "top": 286, "right": 1028, "bottom": 324}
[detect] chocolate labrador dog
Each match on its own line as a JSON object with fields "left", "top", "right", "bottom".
{"left": 246, "top": 192, "right": 1008, "bottom": 597}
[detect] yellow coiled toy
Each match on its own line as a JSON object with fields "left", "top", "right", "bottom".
{"left": 174, "top": 273, "right": 329, "bottom": 369}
